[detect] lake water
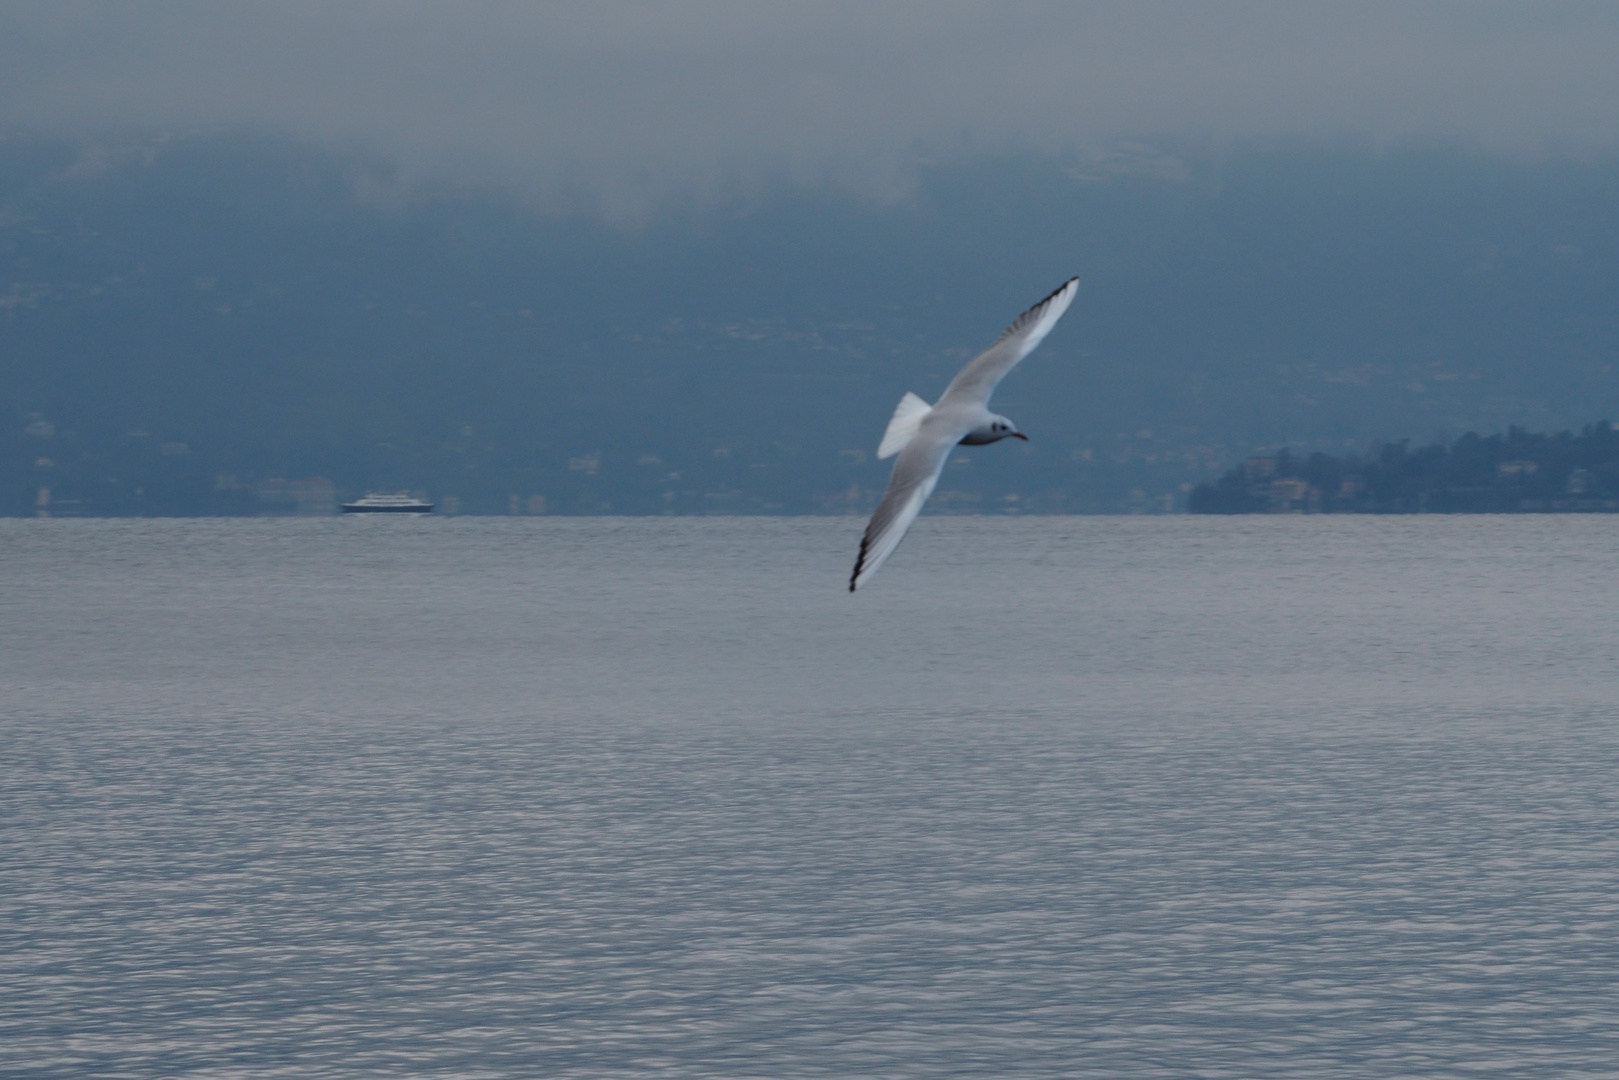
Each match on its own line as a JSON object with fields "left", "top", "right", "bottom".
{"left": 4, "top": 516, "right": 1618, "bottom": 1078}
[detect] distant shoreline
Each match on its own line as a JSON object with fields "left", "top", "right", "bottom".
{"left": 1191, "top": 423, "right": 1619, "bottom": 515}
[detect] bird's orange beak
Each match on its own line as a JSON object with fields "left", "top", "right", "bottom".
{"left": 1011, "top": 432, "right": 1029, "bottom": 441}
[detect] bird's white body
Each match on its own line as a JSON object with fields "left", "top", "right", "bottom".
{"left": 850, "top": 278, "right": 1079, "bottom": 591}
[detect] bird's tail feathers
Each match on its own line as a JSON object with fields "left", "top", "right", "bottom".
{"left": 877, "top": 392, "right": 931, "bottom": 459}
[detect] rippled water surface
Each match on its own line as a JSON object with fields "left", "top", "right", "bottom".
{"left": 4, "top": 516, "right": 1619, "bottom": 1077}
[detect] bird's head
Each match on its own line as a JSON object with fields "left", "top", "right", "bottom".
{"left": 960, "top": 414, "right": 1028, "bottom": 447}
{"left": 989, "top": 415, "right": 1028, "bottom": 442}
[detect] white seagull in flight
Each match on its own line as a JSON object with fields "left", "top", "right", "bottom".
{"left": 850, "top": 278, "right": 1079, "bottom": 591}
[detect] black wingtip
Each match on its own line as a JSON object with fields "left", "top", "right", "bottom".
{"left": 993, "top": 277, "right": 1082, "bottom": 346}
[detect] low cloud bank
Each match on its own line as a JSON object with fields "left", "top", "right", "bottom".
{"left": 6, "top": 2, "right": 1619, "bottom": 217}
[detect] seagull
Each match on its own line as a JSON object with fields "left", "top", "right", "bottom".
{"left": 849, "top": 277, "right": 1079, "bottom": 591}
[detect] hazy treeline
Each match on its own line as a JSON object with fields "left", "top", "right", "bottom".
{"left": 1191, "top": 422, "right": 1619, "bottom": 513}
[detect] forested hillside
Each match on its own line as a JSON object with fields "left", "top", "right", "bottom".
{"left": 1191, "top": 424, "right": 1619, "bottom": 513}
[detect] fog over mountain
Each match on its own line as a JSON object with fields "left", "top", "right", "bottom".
{"left": 9, "top": 3, "right": 1619, "bottom": 217}
{"left": 5, "top": 133, "right": 1619, "bottom": 514}
{"left": 5, "top": 4, "right": 1619, "bottom": 514}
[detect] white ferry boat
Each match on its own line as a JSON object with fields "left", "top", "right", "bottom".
{"left": 341, "top": 491, "right": 434, "bottom": 514}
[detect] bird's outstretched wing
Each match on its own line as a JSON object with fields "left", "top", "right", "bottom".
{"left": 937, "top": 277, "right": 1079, "bottom": 409}
{"left": 849, "top": 427, "right": 958, "bottom": 591}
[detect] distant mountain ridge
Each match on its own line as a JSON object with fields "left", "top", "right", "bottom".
{"left": 6, "top": 133, "right": 1619, "bottom": 515}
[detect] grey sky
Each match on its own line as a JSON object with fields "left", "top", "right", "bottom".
{"left": 6, "top": 1, "right": 1619, "bottom": 216}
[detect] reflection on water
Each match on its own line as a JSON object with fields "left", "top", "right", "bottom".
{"left": 3, "top": 517, "right": 1618, "bottom": 1078}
